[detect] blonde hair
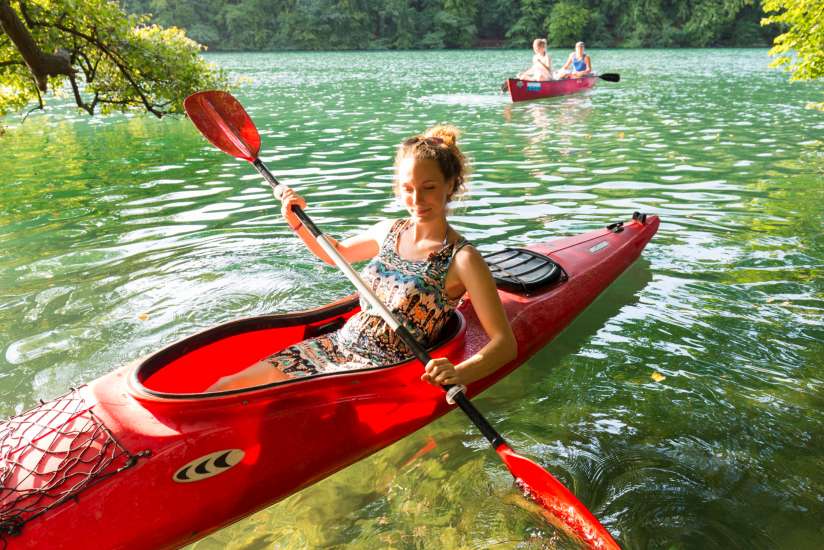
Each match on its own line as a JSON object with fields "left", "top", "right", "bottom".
{"left": 394, "top": 125, "right": 469, "bottom": 202}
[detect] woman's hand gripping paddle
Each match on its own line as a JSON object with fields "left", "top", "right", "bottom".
{"left": 184, "top": 90, "right": 621, "bottom": 550}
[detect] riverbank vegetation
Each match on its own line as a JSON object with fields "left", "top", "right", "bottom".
{"left": 120, "top": 0, "right": 778, "bottom": 51}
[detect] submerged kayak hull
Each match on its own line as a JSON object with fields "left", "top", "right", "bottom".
{"left": 1, "top": 215, "right": 658, "bottom": 549}
{"left": 508, "top": 76, "right": 597, "bottom": 102}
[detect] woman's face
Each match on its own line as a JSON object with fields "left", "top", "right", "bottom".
{"left": 397, "top": 156, "right": 453, "bottom": 224}
{"left": 576, "top": 44, "right": 585, "bottom": 56}
{"left": 535, "top": 42, "right": 545, "bottom": 55}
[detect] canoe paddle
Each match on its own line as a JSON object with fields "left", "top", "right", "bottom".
{"left": 184, "top": 90, "right": 620, "bottom": 550}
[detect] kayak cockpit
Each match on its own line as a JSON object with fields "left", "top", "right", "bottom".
{"left": 132, "top": 296, "right": 466, "bottom": 397}
{"left": 132, "top": 247, "right": 562, "bottom": 398}
{"left": 133, "top": 296, "right": 360, "bottom": 396}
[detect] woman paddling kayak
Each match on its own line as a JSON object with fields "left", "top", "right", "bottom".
{"left": 209, "top": 126, "right": 517, "bottom": 391}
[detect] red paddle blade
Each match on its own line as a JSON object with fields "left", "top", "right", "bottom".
{"left": 496, "top": 444, "right": 620, "bottom": 550}
{"left": 184, "top": 91, "right": 261, "bottom": 162}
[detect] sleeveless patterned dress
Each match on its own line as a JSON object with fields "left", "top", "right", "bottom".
{"left": 263, "top": 219, "right": 469, "bottom": 376}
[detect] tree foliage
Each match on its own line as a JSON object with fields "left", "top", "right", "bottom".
{"left": 116, "top": 0, "right": 779, "bottom": 51}
{"left": 506, "top": 0, "right": 553, "bottom": 47}
{"left": 762, "top": 0, "right": 824, "bottom": 79}
{"left": 547, "top": 2, "right": 591, "bottom": 47}
{"left": 0, "top": 0, "right": 226, "bottom": 117}
{"left": 762, "top": 0, "right": 824, "bottom": 110}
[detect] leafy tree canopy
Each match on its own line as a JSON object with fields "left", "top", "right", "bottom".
{"left": 762, "top": 0, "right": 824, "bottom": 78}
{"left": 0, "top": 0, "right": 226, "bottom": 118}
{"left": 762, "top": 0, "right": 824, "bottom": 110}
{"left": 547, "top": 1, "right": 591, "bottom": 48}
{"left": 117, "top": 0, "right": 778, "bottom": 51}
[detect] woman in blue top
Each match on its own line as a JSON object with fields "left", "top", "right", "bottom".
{"left": 558, "top": 41, "right": 592, "bottom": 79}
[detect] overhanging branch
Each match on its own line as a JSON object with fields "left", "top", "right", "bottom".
{"left": 0, "top": 0, "right": 73, "bottom": 91}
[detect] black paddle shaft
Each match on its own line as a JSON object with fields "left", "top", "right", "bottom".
{"left": 251, "top": 158, "right": 507, "bottom": 450}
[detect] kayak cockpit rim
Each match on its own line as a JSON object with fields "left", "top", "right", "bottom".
{"left": 129, "top": 300, "right": 466, "bottom": 400}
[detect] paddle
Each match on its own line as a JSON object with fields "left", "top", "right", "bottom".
{"left": 598, "top": 73, "right": 620, "bottom": 82}
{"left": 184, "top": 90, "right": 620, "bottom": 550}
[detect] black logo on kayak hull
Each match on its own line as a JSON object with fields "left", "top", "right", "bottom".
{"left": 174, "top": 449, "right": 244, "bottom": 483}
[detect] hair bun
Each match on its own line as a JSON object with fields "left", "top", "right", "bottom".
{"left": 424, "top": 125, "right": 460, "bottom": 147}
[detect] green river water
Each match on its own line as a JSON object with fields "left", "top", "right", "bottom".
{"left": 1, "top": 49, "right": 822, "bottom": 549}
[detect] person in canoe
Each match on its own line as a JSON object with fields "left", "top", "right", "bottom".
{"left": 517, "top": 38, "right": 553, "bottom": 81}
{"left": 558, "top": 41, "right": 592, "bottom": 79}
{"left": 208, "top": 126, "right": 517, "bottom": 391}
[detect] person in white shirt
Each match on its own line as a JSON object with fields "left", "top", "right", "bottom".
{"left": 517, "top": 38, "right": 553, "bottom": 81}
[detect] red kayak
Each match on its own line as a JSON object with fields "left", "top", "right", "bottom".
{"left": 0, "top": 213, "right": 658, "bottom": 549}
{"left": 507, "top": 76, "right": 597, "bottom": 102}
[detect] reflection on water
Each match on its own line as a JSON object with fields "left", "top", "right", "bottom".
{"left": 1, "top": 49, "right": 823, "bottom": 548}
{"left": 504, "top": 97, "right": 595, "bottom": 167}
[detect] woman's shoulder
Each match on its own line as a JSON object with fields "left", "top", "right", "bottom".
{"left": 450, "top": 239, "right": 482, "bottom": 268}
{"left": 381, "top": 218, "right": 404, "bottom": 229}
{"left": 450, "top": 243, "right": 499, "bottom": 290}
{"left": 366, "top": 219, "right": 397, "bottom": 232}
{"left": 365, "top": 218, "right": 401, "bottom": 242}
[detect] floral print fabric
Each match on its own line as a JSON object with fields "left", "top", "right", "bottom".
{"left": 266, "top": 219, "right": 468, "bottom": 377}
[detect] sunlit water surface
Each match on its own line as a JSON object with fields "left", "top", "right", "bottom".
{"left": 1, "top": 49, "right": 822, "bottom": 549}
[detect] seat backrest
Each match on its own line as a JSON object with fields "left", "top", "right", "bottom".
{"left": 482, "top": 248, "right": 564, "bottom": 294}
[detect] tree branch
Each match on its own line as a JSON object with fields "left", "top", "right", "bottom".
{"left": 34, "top": 18, "right": 164, "bottom": 117}
{"left": 0, "top": 0, "right": 73, "bottom": 91}
{"left": 21, "top": 70, "right": 43, "bottom": 120}
{"left": 68, "top": 71, "right": 93, "bottom": 114}
{"left": 17, "top": 0, "right": 33, "bottom": 27}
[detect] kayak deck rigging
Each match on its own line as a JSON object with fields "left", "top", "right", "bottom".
{"left": 0, "top": 389, "right": 149, "bottom": 538}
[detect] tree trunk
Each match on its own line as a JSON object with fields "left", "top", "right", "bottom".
{"left": 0, "top": 0, "right": 73, "bottom": 91}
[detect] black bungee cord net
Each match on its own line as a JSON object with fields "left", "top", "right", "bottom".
{"left": 0, "top": 388, "right": 148, "bottom": 547}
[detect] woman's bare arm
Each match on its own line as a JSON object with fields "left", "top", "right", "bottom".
{"left": 429, "top": 246, "right": 517, "bottom": 386}
{"left": 277, "top": 186, "right": 392, "bottom": 264}
{"left": 293, "top": 218, "right": 392, "bottom": 265}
